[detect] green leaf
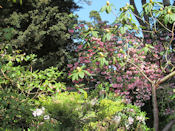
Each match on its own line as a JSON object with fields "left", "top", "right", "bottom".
{"left": 83, "top": 70, "right": 91, "bottom": 76}
{"left": 104, "top": 59, "right": 108, "bottom": 65}
{"left": 120, "top": 26, "right": 126, "bottom": 34}
{"left": 156, "top": 2, "right": 163, "bottom": 8}
{"left": 77, "top": 88, "right": 88, "bottom": 99}
{"left": 72, "top": 73, "right": 79, "bottom": 81}
{"left": 170, "top": 14, "right": 175, "bottom": 23}
{"left": 129, "top": 5, "right": 134, "bottom": 12}
{"left": 125, "top": 24, "right": 132, "bottom": 30}
{"left": 99, "top": 58, "right": 105, "bottom": 68}
{"left": 100, "top": 6, "right": 107, "bottom": 13}
{"left": 140, "top": 25, "right": 147, "bottom": 29}
{"left": 79, "top": 72, "right": 85, "bottom": 79}
{"left": 106, "top": 33, "right": 111, "bottom": 40}
{"left": 91, "top": 31, "right": 98, "bottom": 37}
{"left": 159, "top": 51, "right": 164, "bottom": 56}
{"left": 119, "top": 62, "right": 125, "bottom": 67}
{"left": 106, "top": 6, "right": 112, "bottom": 14}
{"left": 12, "top": 0, "right": 16, "bottom": 3}
{"left": 164, "top": 14, "right": 170, "bottom": 25}
{"left": 19, "top": 0, "right": 22, "bottom": 5}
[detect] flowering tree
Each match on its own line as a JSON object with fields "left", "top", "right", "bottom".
{"left": 68, "top": 1, "right": 175, "bottom": 130}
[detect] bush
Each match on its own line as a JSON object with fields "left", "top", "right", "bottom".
{"left": 0, "top": 46, "right": 66, "bottom": 130}
{"left": 37, "top": 91, "right": 150, "bottom": 131}
{"left": 0, "top": 88, "right": 34, "bottom": 130}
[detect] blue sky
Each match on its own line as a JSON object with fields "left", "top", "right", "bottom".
{"left": 74, "top": 0, "right": 174, "bottom": 24}
{"left": 74, "top": 0, "right": 142, "bottom": 24}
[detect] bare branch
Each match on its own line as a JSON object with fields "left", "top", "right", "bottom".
{"left": 162, "top": 119, "right": 175, "bottom": 131}
{"left": 127, "top": 60, "right": 153, "bottom": 84}
{"left": 169, "top": 22, "right": 175, "bottom": 47}
{"left": 129, "top": 0, "right": 145, "bottom": 27}
{"left": 157, "top": 71, "right": 175, "bottom": 86}
{"left": 142, "top": 0, "right": 149, "bottom": 24}
{"left": 163, "top": 0, "right": 170, "bottom": 6}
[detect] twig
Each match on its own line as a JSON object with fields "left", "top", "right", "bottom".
{"left": 127, "top": 60, "right": 153, "bottom": 84}
{"left": 162, "top": 119, "right": 175, "bottom": 131}
{"left": 157, "top": 71, "right": 175, "bottom": 86}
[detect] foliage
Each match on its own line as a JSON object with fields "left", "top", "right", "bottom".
{"left": 38, "top": 91, "right": 149, "bottom": 131}
{"left": 0, "top": 45, "right": 65, "bottom": 129}
{"left": 67, "top": 1, "right": 175, "bottom": 130}
{"left": 1, "top": 0, "right": 175, "bottom": 130}
{"left": 89, "top": 10, "right": 102, "bottom": 23}
{"left": 0, "top": 0, "right": 79, "bottom": 70}
{"left": 0, "top": 88, "right": 34, "bottom": 130}
{"left": 68, "top": 22, "right": 161, "bottom": 106}
{"left": 0, "top": 46, "right": 66, "bottom": 97}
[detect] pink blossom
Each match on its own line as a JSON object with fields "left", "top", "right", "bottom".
{"left": 78, "top": 45, "right": 83, "bottom": 49}
{"left": 117, "top": 41, "right": 123, "bottom": 44}
{"left": 116, "top": 76, "right": 122, "bottom": 81}
{"left": 80, "top": 24, "right": 84, "bottom": 27}
{"left": 67, "top": 64, "right": 73, "bottom": 68}
{"left": 88, "top": 49, "right": 93, "bottom": 52}
{"left": 75, "top": 26, "right": 80, "bottom": 29}
{"left": 126, "top": 71, "right": 132, "bottom": 75}
{"left": 68, "top": 29, "right": 74, "bottom": 33}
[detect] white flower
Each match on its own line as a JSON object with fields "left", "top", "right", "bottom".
{"left": 125, "top": 123, "right": 130, "bottom": 130}
{"left": 44, "top": 115, "right": 50, "bottom": 120}
{"left": 41, "top": 107, "right": 45, "bottom": 111}
{"left": 136, "top": 115, "right": 145, "bottom": 122}
{"left": 90, "top": 98, "right": 98, "bottom": 106}
{"left": 128, "top": 117, "right": 134, "bottom": 125}
{"left": 32, "top": 107, "right": 45, "bottom": 117}
{"left": 113, "top": 115, "right": 121, "bottom": 123}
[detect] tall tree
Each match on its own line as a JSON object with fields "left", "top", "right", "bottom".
{"left": 0, "top": 0, "right": 79, "bottom": 70}
{"left": 123, "top": 0, "right": 175, "bottom": 130}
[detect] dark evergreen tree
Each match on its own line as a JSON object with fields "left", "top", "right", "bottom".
{"left": 0, "top": 0, "right": 79, "bottom": 70}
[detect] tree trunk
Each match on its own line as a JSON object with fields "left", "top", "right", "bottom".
{"left": 163, "top": 0, "right": 170, "bottom": 6}
{"left": 152, "top": 84, "right": 159, "bottom": 131}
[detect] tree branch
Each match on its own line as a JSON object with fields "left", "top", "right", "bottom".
{"left": 163, "top": 0, "right": 170, "bottom": 6}
{"left": 162, "top": 119, "right": 175, "bottom": 131}
{"left": 157, "top": 71, "right": 175, "bottom": 86}
{"left": 127, "top": 60, "right": 153, "bottom": 84}
{"left": 129, "top": 0, "right": 145, "bottom": 27}
{"left": 142, "top": 0, "right": 149, "bottom": 24}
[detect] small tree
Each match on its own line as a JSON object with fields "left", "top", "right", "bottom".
{"left": 68, "top": 1, "right": 175, "bottom": 130}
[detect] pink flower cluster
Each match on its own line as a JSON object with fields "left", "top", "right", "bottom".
{"left": 67, "top": 24, "right": 166, "bottom": 106}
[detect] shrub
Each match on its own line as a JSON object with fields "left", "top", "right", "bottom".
{"left": 0, "top": 45, "right": 66, "bottom": 129}
{"left": 0, "top": 88, "right": 34, "bottom": 130}
{"left": 38, "top": 91, "right": 149, "bottom": 130}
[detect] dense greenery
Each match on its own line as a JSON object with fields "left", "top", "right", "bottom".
{"left": 0, "top": 0, "right": 175, "bottom": 130}
{"left": 0, "top": 0, "right": 79, "bottom": 70}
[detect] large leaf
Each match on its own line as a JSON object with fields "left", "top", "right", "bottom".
{"left": 164, "top": 14, "right": 170, "bottom": 25}
{"left": 91, "top": 31, "right": 98, "bottom": 37}
{"left": 120, "top": 26, "right": 127, "bottom": 34}
{"left": 72, "top": 73, "right": 79, "bottom": 81}
{"left": 79, "top": 72, "right": 85, "bottom": 79}
{"left": 12, "top": 0, "right": 16, "bottom": 3}
{"left": 106, "top": 6, "right": 112, "bottom": 14}
{"left": 20, "top": 0, "right": 22, "bottom": 5}
{"left": 100, "top": 6, "right": 107, "bottom": 13}
{"left": 83, "top": 70, "right": 91, "bottom": 76}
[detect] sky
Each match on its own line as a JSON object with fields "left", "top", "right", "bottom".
{"left": 74, "top": 0, "right": 142, "bottom": 24}
{"left": 74, "top": 0, "right": 174, "bottom": 24}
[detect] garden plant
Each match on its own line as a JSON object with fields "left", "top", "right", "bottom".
{"left": 0, "top": 0, "right": 175, "bottom": 131}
